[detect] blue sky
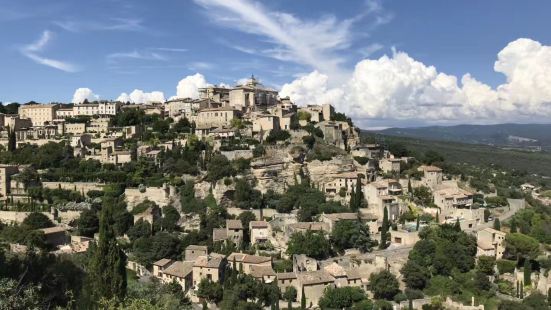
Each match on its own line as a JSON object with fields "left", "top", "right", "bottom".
{"left": 2, "top": 0, "right": 551, "bottom": 127}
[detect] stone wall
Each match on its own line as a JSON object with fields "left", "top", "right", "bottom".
{"left": 42, "top": 182, "right": 105, "bottom": 195}
{"left": 124, "top": 185, "right": 172, "bottom": 211}
{"left": 221, "top": 150, "right": 253, "bottom": 161}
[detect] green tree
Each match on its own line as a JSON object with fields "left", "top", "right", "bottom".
{"left": 477, "top": 256, "right": 496, "bottom": 275}
{"left": 161, "top": 205, "right": 180, "bottom": 232}
{"left": 87, "top": 200, "right": 127, "bottom": 302}
{"left": 369, "top": 270, "right": 400, "bottom": 300}
{"left": 330, "top": 220, "right": 374, "bottom": 253}
{"left": 510, "top": 219, "right": 518, "bottom": 233}
{"left": 380, "top": 207, "right": 389, "bottom": 249}
{"left": 505, "top": 233, "right": 540, "bottom": 259}
{"left": 283, "top": 286, "right": 297, "bottom": 310}
{"left": 318, "top": 286, "right": 368, "bottom": 309}
{"left": 197, "top": 278, "right": 223, "bottom": 304}
{"left": 287, "top": 231, "right": 332, "bottom": 260}
{"left": 77, "top": 209, "right": 99, "bottom": 237}
{"left": 22, "top": 212, "right": 54, "bottom": 229}
{"left": 524, "top": 259, "right": 532, "bottom": 286}
{"left": 494, "top": 218, "right": 501, "bottom": 231}
{"left": 206, "top": 154, "right": 235, "bottom": 182}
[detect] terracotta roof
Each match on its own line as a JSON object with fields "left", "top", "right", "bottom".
{"left": 153, "top": 258, "right": 174, "bottom": 267}
{"left": 277, "top": 272, "right": 297, "bottom": 280}
{"left": 250, "top": 221, "right": 269, "bottom": 229}
{"left": 297, "top": 271, "right": 335, "bottom": 285}
{"left": 226, "top": 219, "right": 243, "bottom": 230}
{"left": 193, "top": 254, "right": 225, "bottom": 268}
{"left": 289, "top": 222, "right": 329, "bottom": 232}
{"left": 249, "top": 265, "right": 276, "bottom": 278}
{"left": 186, "top": 245, "right": 208, "bottom": 251}
{"left": 163, "top": 261, "right": 193, "bottom": 278}
{"left": 228, "top": 253, "right": 272, "bottom": 264}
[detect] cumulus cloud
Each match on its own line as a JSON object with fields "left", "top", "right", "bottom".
{"left": 72, "top": 88, "right": 99, "bottom": 103}
{"left": 116, "top": 89, "right": 165, "bottom": 104}
{"left": 280, "top": 38, "right": 551, "bottom": 125}
{"left": 175, "top": 73, "right": 209, "bottom": 99}
{"left": 280, "top": 71, "right": 343, "bottom": 106}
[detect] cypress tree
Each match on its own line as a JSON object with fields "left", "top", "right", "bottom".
{"left": 454, "top": 218, "right": 461, "bottom": 231}
{"left": 88, "top": 199, "right": 127, "bottom": 302}
{"left": 7, "top": 126, "right": 15, "bottom": 152}
{"left": 301, "top": 287, "right": 306, "bottom": 310}
{"left": 354, "top": 176, "right": 363, "bottom": 210}
{"left": 510, "top": 219, "right": 517, "bottom": 233}
{"left": 409, "top": 299, "right": 413, "bottom": 310}
{"left": 416, "top": 215, "right": 420, "bottom": 231}
{"left": 435, "top": 211, "right": 439, "bottom": 224}
{"left": 350, "top": 187, "right": 356, "bottom": 210}
{"left": 520, "top": 283, "right": 524, "bottom": 299}
{"left": 380, "top": 207, "right": 389, "bottom": 249}
{"left": 493, "top": 218, "right": 501, "bottom": 231}
{"left": 516, "top": 281, "right": 519, "bottom": 298}
{"left": 524, "top": 260, "right": 532, "bottom": 286}
{"left": 407, "top": 179, "right": 412, "bottom": 195}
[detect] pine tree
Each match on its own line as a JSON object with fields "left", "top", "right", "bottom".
{"left": 88, "top": 199, "right": 127, "bottom": 302}
{"left": 524, "top": 259, "right": 532, "bottom": 286}
{"left": 510, "top": 219, "right": 517, "bottom": 233}
{"left": 380, "top": 207, "right": 389, "bottom": 249}
{"left": 493, "top": 218, "right": 501, "bottom": 231}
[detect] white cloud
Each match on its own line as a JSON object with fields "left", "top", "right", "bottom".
{"left": 280, "top": 71, "right": 343, "bottom": 106}
{"left": 175, "top": 73, "right": 209, "bottom": 99}
{"left": 54, "top": 17, "right": 145, "bottom": 33}
{"left": 72, "top": 88, "right": 99, "bottom": 103}
{"left": 20, "top": 30, "right": 78, "bottom": 72}
{"left": 194, "top": 0, "right": 370, "bottom": 82}
{"left": 280, "top": 38, "right": 551, "bottom": 125}
{"left": 116, "top": 89, "right": 165, "bottom": 104}
{"left": 107, "top": 50, "right": 167, "bottom": 62}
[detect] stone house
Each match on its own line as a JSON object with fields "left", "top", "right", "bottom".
{"left": 212, "top": 219, "right": 244, "bottom": 246}
{"left": 196, "top": 107, "right": 241, "bottom": 129}
{"left": 249, "top": 221, "right": 270, "bottom": 245}
{"left": 192, "top": 254, "right": 226, "bottom": 286}
{"left": 433, "top": 187, "right": 474, "bottom": 218}
{"left": 19, "top": 104, "right": 59, "bottom": 126}
{"left": 417, "top": 165, "right": 443, "bottom": 190}
{"left": 365, "top": 179, "right": 403, "bottom": 221}
{"left": 380, "top": 158, "right": 401, "bottom": 173}
{"left": 185, "top": 245, "right": 208, "bottom": 261}
{"left": 227, "top": 252, "right": 274, "bottom": 282}
{"left": 476, "top": 227, "right": 506, "bottom": 259}
{"left": 390, "top": 230, "right": 420, "bottom": 246}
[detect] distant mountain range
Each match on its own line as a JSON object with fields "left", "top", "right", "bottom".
{"left": 373, "top": 123, "right": 551, "bottom": 150}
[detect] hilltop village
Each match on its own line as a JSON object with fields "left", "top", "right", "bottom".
{"left": 0, "top": 76, "right": 550, "bottom": 310}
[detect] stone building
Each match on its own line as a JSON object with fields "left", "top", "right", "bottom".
{"left": 476, "top": 227, "right": 506, "bottom": 259}
{"left": 19, "top": 104, "right": 59, "bottom": 126}
{"left": 196, "top": 107, "right": 241, "bottom": 129}
{"left": 229, "top": 76, "right": 278, "bottom": 111}
{"left": 365, "top": 179, "right": 403, "bottom": 220}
